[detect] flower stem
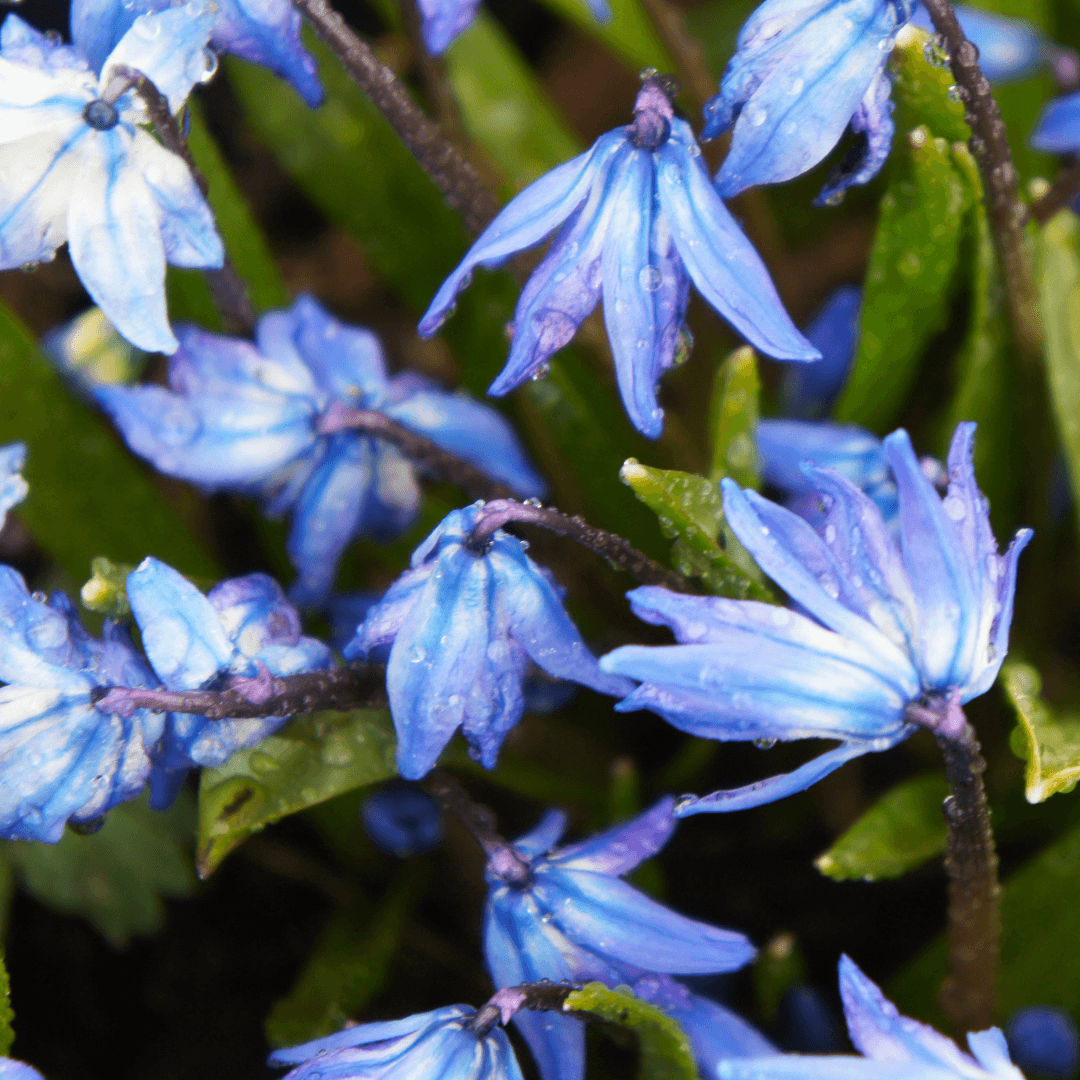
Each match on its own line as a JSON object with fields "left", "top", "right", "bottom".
{"left": 468, "top": 498, "right": 694, "bottom": 592}
{"left": 291, "top": 0, "right": 501, "bottom": 237}
{"left": 918, "top": 0, "right": 1042, "bottom": 365}
{"left": 467, "top": 983, "right": 579, "bottom": 1036}
{"left": 935, "top": 717, "right": 1001, "bottom": 1031}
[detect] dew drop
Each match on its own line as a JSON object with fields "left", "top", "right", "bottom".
{"left": 530, "top": 362, "right": 551, "bottom": 381}
{"left": 753, "top": 737, "right": 778, "bottom": 750}
{"left": 639, "top": 265, "right": 663, "bottom": 291}
{"left": 410, "top": 645, "right": 426, "bottom": 663}
{"left": 942, "top": 494, "right": 966, "bottom": 521}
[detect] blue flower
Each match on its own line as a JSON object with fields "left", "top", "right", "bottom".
{"left": 71, "top": 0, "right": 322, "bottom": 107}
{"left": 910, "top": 5, "right": 1044, "bottom": 82}
{"left": 779, "top": 286, "right": 861, "bottom": 420}
{"left": 0, "top": 1060, "right": 45, "bottom": 1080}
{"left": 1006, "top": 1008, "right": 1079, "bottom": 1079}
{"left": 0, "top": 567, "right": 165, "bottom": 841}
{"left": 719, "top": 955, "right": 1027, "bottom": 1080}
{"left": 417, "top": 0, "right": 609, "bottom": 55}
{"left": 268, "top": 1006, "right": 527, "bottom": 1080}
{"left": 0, "top": 6, "right": 224, "bottom": 353}
{"left": 343, "top": 504, "right": 633, "bottom": 779}
{"left": 0, "top": 442, "right": 27, "bottom": 530}
{"left": 1033, "top": 91, "right": 1080, "bottom": 153}
{"left": 703, "top": 0, "right": 914, "bottom": 203}
{"left": 420, "top": 76, "right": 818, "bottom": 440}
{"left": 361, "top": 780, "right": 443, "bottom": 857}
{"left": 601, "top": 423, "right": 1031, "bottom": 814}
{"left": 483, "top": 798, "right": 759, "bottom": 1080}
{"left": 96, "top": 295, "right": 545, "bottom": 603}
{"left": 125, "top": 558, "right": 332, "bottom": 807}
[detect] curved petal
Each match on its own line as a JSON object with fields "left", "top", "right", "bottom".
{"left": 417, "top": 0, "right": 481, "bottom": 53}
{"left": 756, "top": 420, "right": 888, "bottom": 497}
{"left": 71, "top": 0, "right": 139, "bottom": 73}
{"left": 719, "top": 1059, "right": 960, "bottom": 1080}
{"left": 666, "top": 988, "right": 780, "bottom": 1066}
{"left": 343, "top": 566, "right": 432, "bottom": 658}
{"left": 68, "top": 128, "right": 175, "bottom": 353}
{"left": 1032, "top": 91, "right": 1080, "bottom": 152}
{"left": 511, "top": 807, "right": 567, "bottom": 858}
{"left": 551, "top": 796, "right": 676, "bottom": 875}
{"left": 208, "top": 572, "right": 301, "bottom": 652}
{"left": 0, "top": 59, "right": 93, "bottom": 143}
{"left": 655, "top": 123, "right": 818, "bottom": 361}
{"left": 971, "top": 526, "right": 1031, "bottom": 701}
{"left": 419, "top": 131, "right": 626, "bottom": 336}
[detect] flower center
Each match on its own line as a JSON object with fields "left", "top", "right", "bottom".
{"left": 628, "top": 72, "right": 678, "bottom": 150}
{"left": 83, "top": 98, "right": 120, "bottom": 131}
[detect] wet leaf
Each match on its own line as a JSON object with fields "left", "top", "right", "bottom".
{"left": 815, "top": 773, "right": 949, "bottom": 882}
{"left": 1, "top": 793, "right": 196, "bottom": 948}
{"left": 835, "top": 125, "right": 970, "bottom": 429}
{"left": 0, "top": 947, "right": 12, "bottom": 1056}
{"left": 197, "top": 710, "right": 397, "bottom": 877}
{"left": 1004, "top": 661, "right": 1080, "bottom": 803}
{"left": 565, "top": 982, "right": 697, "bottom": 1080}
{"left": 890, "top": 27, "right": 972, "bottom": 144}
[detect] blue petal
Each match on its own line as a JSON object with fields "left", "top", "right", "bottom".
{"left": 551, "top": 796, "right": 676, "bottom": 875}
{"left": 911, "top": 4, "right": 1043, "bottom": 82}
{"left": 417, "top": 0, "right": 481, "bottom": 53}
{"left": 385, "top": 376, "right": 547, "bottom": 496}
{"left": 71, "top": 0, "right": 142, "bottom": 73}
{"left": 673, "top": 737, "right": 903, "bottom": 816}
{"left": 967, "top": 1030, "right": 1022, "bottom": 1080}
{"left": 977, "top": 527, "right": 1031, "bottom": 701}
{"left": 655, "top": 122, "right": 819, "bottom": 361}
{"left": 127, "top": 557, "right": 236, "bottom": 689}
{"left": 3, "top": 14, "right": 90, "bottom": 70}
{"left": 511, "top": 807, "right": 568, "bottom": 858}
{"left": 207, "top": 572, "right": 303, "bottom": 653}
{"left": 719, "top": 1058, "right": 961, "bottom": 1080}
{"left": 0, "top": 442, "right": 27, "bottom": 526}
{"left": 0, "top": 1060, "right": 45, "bottom": 1080}
{"left": 419, "top": 131, "right": 626, "bottom": 337}
{"left": 1032, "top": 91, "right": 1080, "bottom": 152}
{"left": 344, "top": 566, "right": 433, "bottom": 657}
{"left": 532, "top": 864, "right": 756, "bottom": 972}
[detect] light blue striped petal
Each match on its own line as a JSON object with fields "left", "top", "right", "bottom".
{"left": 719, "top": 1058, "right": 963, "bottom": 1080}
{"left": 551, "top": 796, "right": 676, "bottom": 875}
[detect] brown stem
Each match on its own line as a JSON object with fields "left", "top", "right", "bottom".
{"left": 918, "top": 0, "right": 1042, "bottom": 365}
{"left": 468, "top": 498, "right": 695, "bottom": 593}
{"left": 291, "top": 0, "right": 501, "bottom": 237}
{"left": 467, "top": 982, "right": 579, "bottom": 1036}
{"left": 1030, "top": 158, "right": 1080, "bottom": 225}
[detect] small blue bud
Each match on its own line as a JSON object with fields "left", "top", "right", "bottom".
{"left": 361, "top": 781, "right": 443, "bottom": 857}
{"left": 1007, "top": 1008, "right": 1080, "bottom": 1079}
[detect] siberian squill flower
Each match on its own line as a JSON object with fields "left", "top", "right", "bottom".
{"left": 0, "top": 1061, "right": 45, "bottom": 1080}
{"left": 0, "top": 6, "right": 223, "bottom": 352}
{"left": 1033, "top": 91, "right": 1080, "bottom": 153}
{"left": 121, "top": 558, "right": 332, "bottom": 807}
{"left": 0, "top": 567, "right": 165, "bottom": 841}
{"left": 418, "top": 0, "right": 610, "bottom": 55}
{"left": 703, "top": 0, "right": 915, "bottom": 203}
{"left": 601, "top": 423, "right": 1031, "bottom": 814}
{"left": 72, "top": 0, "right": 323, "bottom": 107}
{"left": 420, "top": 75, "right": 818, "bottom": 440}
{"left": 343, "top": 504, "right": 633, "bottom": 779}
{"left": 719, "top": 955, "right": 1028, "bottom": 1080}
{"left": 0, "top": 442, "right": 27, "bottom": 531}
{"left": 269, "top": 1006, "right": 527, "bottom": 1080}
{"left": 483, "top": 798, "right": 764, "bottom": 1080}
{"left": 96, "top": 295, "right": 544, "bottom": 603}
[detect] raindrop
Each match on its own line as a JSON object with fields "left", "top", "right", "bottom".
{"left": 639, "top": 265, "right": 663, "bottom": 291}
{"left": 753, "top": 737, "right": 778, "bottom": 750}
{"left": 410, "top": 645, "right": 426, "bottom": 663}
{"left": 530, "top": 362, "right": 551, "bottom": 381}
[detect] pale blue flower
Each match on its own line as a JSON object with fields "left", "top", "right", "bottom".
{"left": 420, "top": 77, "right": 818, "bottom": 439}
{"left": 601, "top": 423, "right": 1031, "bottom": 814}
{"left": 0, "top": 6, "right": 224, "bottom": 352}
{"left": 704, "top": 0, "right": 915, "bottom": 203}
{"left": 0, "top": 442, "right": 27, "bottom": 531}
{"left": 343, "top": 504, "right": 633, "bottom": 779}
{"left": 72, "top": 0, "right": 323, "bottom": 106}
{"left": 483, "top": 798, "right": 760, "bottom": 1080}
{"left": 125, "top": 558, "right": 332, "bottom": 807}
{"left": 0, "top": 567, "right": 165, "bottom": 841}
{"left": 96, "top": 295, "right": 545, "bottom": 603}
{"left": 719, "top": 956, "right": 1027, "bottom": 1080}
{"left": 268, "top": 1006, "right": 527, "bottom": 1080}
{"left": 910, "top": 5, "right": 1044, "bottom": 82}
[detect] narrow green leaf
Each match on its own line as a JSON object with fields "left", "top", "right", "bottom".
{"left": 186, "top": 101, "right": 290, "bottom": 312}
{"left": 890, "top": 27, "right": 971, "bottom": 144}
{"left": 815, "top": 773, "right": 949, "bottom": 882}
{"left": 708, "top": 346, "right": 760, "bottom": 488}
{"left": 534, "top": 0, "right": 673, "bottom": 75}
{"left": 0, "top": 299, "right": 218, "bottom": 580}
{"left": 1035, "top": 208, "right": 1080, "bottom": 534}
{"left": 446, "top": 14, "right": 580, "bottom": 188}
{"left": 266, "top": 868, "right": 418, "bottom": 1047}
{"left": 0, "top": 947, "right": 13, "bottom": 1056}
{"left": 619, "top": 460, "right": 770, "bottom": 599}
{"left": 835, "top": 125, "right": 969, "bottom": 429}
{"left": 1004, "top": 661, "right": 1080, "bottom": 803}
{"left": 197, "top": 710, "right": 397, "bottom": 877}
{"left": 564, "top": 982, "right": 697, "bottom": 1080}
{"left": 2, "top": 793, "right": 196, "bottom": 948}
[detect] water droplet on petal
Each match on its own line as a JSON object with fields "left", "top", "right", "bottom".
{"left": 753, "top": 737, "right": 778, "bottom": 749}
{"left": 639, "top": 265, "right": 663, "bottom": 291}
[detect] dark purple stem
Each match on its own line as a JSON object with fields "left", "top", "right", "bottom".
{"left": 907, "top": 694, "right": 1000, "bottom": 1031}
{"left": 468, "top": 498, "right": 693, "bottom": 593}
{"left": 466, "top": 982, "right": 579, "bottom": 1037}
{"left": 94, "top": 664, "right": 387, "bottom": 720}
{"left": 290, "top": 0, "right": 501, "bottom": 238}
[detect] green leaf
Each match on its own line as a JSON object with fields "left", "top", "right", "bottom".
{"left": 197, "top": 710, "right": 397, "bottom": 878}
{"left": 1, "top": 793, "right": 196, "bottom": 948}
{"left": 835, "top": 125, "right": 969, "bottom": 429}
{"left": 1004, "top": 661, "right": 1080, "bottom": 803}
{"left": 534, "top": 0, "right": 673, "bottom": 75}
{"left": 186, "top": 101, "right": 290, "bottom": 312}
{"left": 266, "top": 868, "right": 419, "bottom": 1047}
{"left": 564, "top": 982, "right": 697, "bottom": 1080}
{"left": 80, "top": 556, "right": 136, "bottom": 618}
{"left": 890, "top": 27, "right": 971, "bottom": 144}
{"left": 1035, "top": 208, "right": 1080, "bottom": 534}
{"left": 0, "top": 947, "right": 13, "bottom": 1056}
{"left": 707, "top": 346, "right": 760, "bottom": 488}
{"left": 446, "top": 13, "right": 580, "bottom": 188}
{"left": 0, "top": 299, "right": 218, "bottom": 580}
{"left": 815, "top": 773, "right": 949, "bottom": 882}
{"left": 619, "top": 459, "right": 770, "bottom": 599}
